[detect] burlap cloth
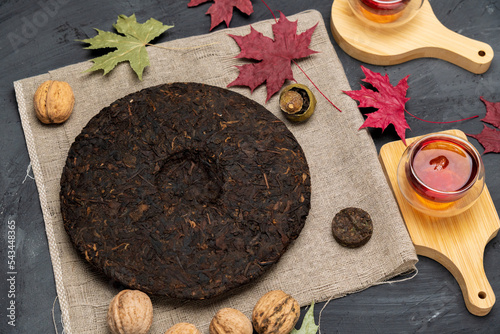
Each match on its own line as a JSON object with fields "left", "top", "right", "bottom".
{"left": 14, "top": 10, "right": 417, "bottom": 334}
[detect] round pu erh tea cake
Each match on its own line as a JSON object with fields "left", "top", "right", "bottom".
{"left": 60, "top": 82, "right": 311, "bottom": 299}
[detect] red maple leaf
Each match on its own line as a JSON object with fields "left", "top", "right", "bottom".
{"left": 227, "top": 12, "right": 318, "bottom": 102}
{"left": 480, "top": 96, "right": 500, "bottom": 128}
{"left": 466, "top": 97, "right": 500, "bottom": 154}
{"left": 466, "top": 125, "right": 500, "bottom": 154}
{"left": 188, "top": 0, "right": 253, "bottom": 31}
{"left": 343, "top": 66, "right": 411, "bottom": 145}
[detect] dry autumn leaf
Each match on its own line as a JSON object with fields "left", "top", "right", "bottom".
{"left": 79, "top": 14, "right": 173, "bottom": 80}
{"left": 466, "top": 97, "right": 500, "bottom": 154}
{"left": 343, "top": 66, "right": 410, "bottom": 145}
{"left": 228, "top": 12, "right": 318, "bottom": 102}
{"left": 467, "top": 125, "right": 500, "bottom": 154}
{"left": 480, "top": 96, "right": 500, "bottom": 128}
{"left": 188, "top": 0, "right": 253, "bottom": 31}
{"left": 290, "top": 302, "right": 319, "bottom": 334}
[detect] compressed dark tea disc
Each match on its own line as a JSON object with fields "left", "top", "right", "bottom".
{"left": 331, "top": 207, "right": 373, "bottom": 248}
{"left": 60, "top": 82, "right": 311, "bottom": 299}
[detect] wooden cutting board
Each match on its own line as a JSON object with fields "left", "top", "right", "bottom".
{"left": 379, "top": 129, "right": 500, "bottom": 316}
{"left": 330, "top": 0, "right": 493, "bottom": 74}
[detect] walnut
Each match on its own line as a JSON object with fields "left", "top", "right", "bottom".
{"left": 209, "top": 308, "right": 253, "bottom": 334}
{"left": 107, "top": 289, "right": 153, "bottom": 334}
{"left": 33, "top": 80, "right": 74, "bottom": 124}
{"left": 164, "top": 322, "right": 201, "bottom": 334}
{"left": 252, "top": 290, "right": 300, "bottom": 334}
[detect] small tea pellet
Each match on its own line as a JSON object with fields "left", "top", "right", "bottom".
{"left": 332, "top": 207, "right": 373, "bottom": 248}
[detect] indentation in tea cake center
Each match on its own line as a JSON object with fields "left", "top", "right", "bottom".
{"left": 155, "top": 149, "right": 224, "bottom": 205}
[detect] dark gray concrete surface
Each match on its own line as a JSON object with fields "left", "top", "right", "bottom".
{"left": 0, "top": 0, "right": 499, "bottom": 333}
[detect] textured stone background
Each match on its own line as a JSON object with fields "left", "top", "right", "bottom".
{"left": 1, "top": 0, "right": 499, "bottom": 333}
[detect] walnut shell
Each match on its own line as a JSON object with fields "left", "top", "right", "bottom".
{"left": 107, "top": 289, "right": 153, "bottom": 334}
{"left": 164, "top": 322, "right": 201, "bottom": 334}
{"left": 252, "top": 290, "right": 300, "bottom": 334}
{"left": 33, "top": 80, "right": 74, "bottom": 124}
{"left": 209, "top": 308, "right": 253, "bottom": 334}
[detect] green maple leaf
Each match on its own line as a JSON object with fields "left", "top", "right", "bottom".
{"left": 291, "top": 302, "right": 319, "bottom": 334}
{"left": 80, "top": 14, "right": 173, "bottom": 80}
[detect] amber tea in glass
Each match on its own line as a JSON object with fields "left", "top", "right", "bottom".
{"left": 406, "top": 136, "right": 480, "bottom": 202}
{"left": 397, "top": 133, "right": 485, "bottom": 217}
{"left": 347, "top": 0, "right": 423, "bottom": 27}
{"left": 359, "top": 0, "right": 410, "bottom": 23}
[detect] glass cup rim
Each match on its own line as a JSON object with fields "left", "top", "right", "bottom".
{"left": 363, "top": 0, "right": 408, "bottom": 4}
{"left": 407, "top": 133, "right": 483, "bottom": 196}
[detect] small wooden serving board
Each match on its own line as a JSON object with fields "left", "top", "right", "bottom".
{"left": 379, "top": 130, "right": 500, "bottom": 316}
{"left": 330, "top": 0, "right": 493, "bottom": 74}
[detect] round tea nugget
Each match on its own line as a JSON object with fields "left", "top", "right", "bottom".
{"left": 332, "top": 207, "right": 373, "bottom": 248}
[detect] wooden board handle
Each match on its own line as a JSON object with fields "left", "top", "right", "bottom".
{"left": 411, "top": 1, "right": 493, "bottom": 74}
{"left": 418, "top": 241, "right": 496, "bottom": 317}
{"left": 331, "top": 0, "right": 494, "bottom": 74}
{"left": 379, "top": 130, "right": 500, "bottom": 316}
